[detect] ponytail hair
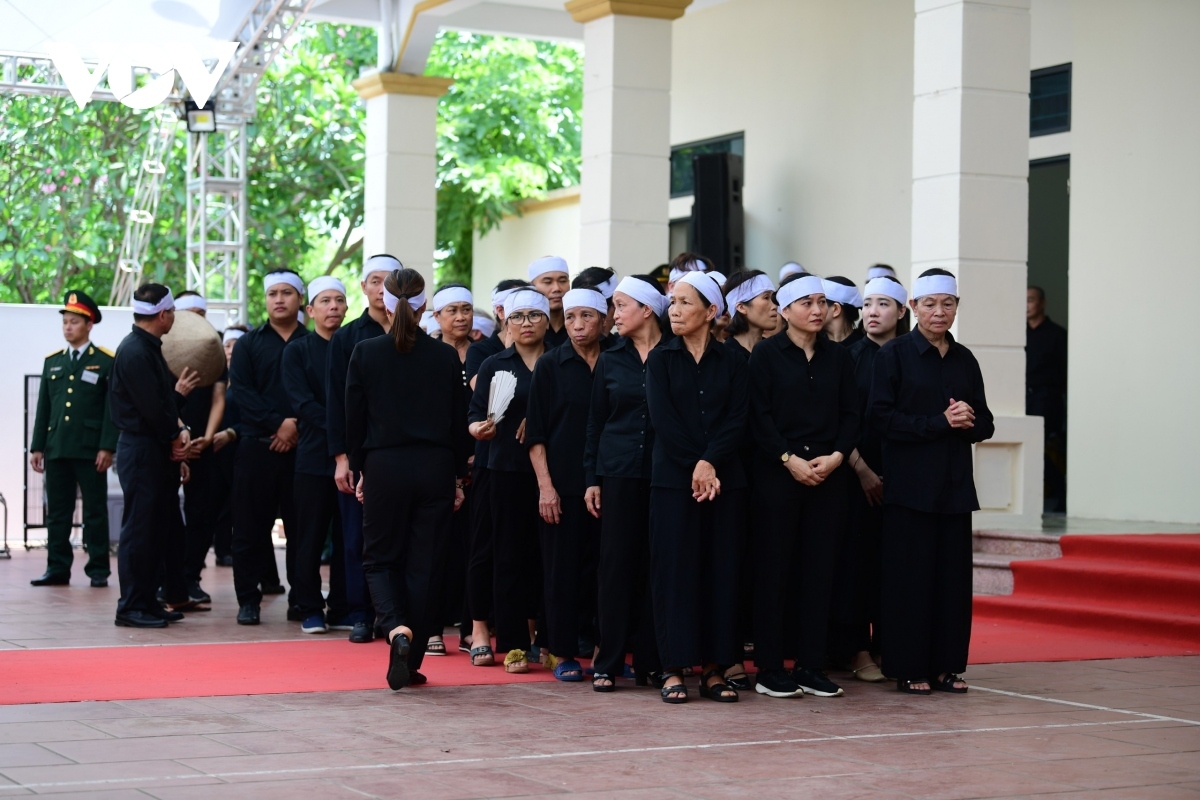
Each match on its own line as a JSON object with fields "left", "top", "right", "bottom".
{"left": 385, "top": 268, "right": 426, "bottom": 353}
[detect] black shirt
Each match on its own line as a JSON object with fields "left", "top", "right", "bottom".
{"left": 749, "top": 333, "right": 859, "bottom": 464}
{"left": 281, "top": 333, "right": 334, "bottom": 477}
{"left": 839, "top": 329, "right": 865, "bottom": 349}
{"left": 228, "top": 321, "right": 308, "bottom": 440}
{"left": 109, "top": 325, "right": 182, "bottom": 442}
{"left": 847, "top": 336, "right": 884, "bottom": 472}
{"left": 525, "top": 342, "right": 596, "bottom": 497}
{"left": 345, "top": 330, "right": 471, "bottom": 477}
{"left": 1026, "top": 317, "right": 1067, "bottom": 394}
{"left": 465, "top": 332, "right": 506, "bottom": 471}
{"left": 646, "top": 336, "right": 749, "bottom": 490}
{"left": 325, "top": 308, "right": 387, "bottom": 457}
{"left": 179, "top": 368, "right": 228, "bottom": 435}
{"left": 867, "top": 328, "right": 995, "bottom": 514}
{"left": 584, "top": 336, "right": 660, "bottom": 486}
{"left": 468, "top": 346, "right": 540, "bottom": 473}
{"left": 544, "top": 323, "right": 569, "bottom": 350}
{"left": 723, "top": 335, "right": 752, "bottom": 364}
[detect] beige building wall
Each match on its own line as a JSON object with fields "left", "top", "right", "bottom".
{"left": 471, "top": 188, "right": 581, "bottom": 298}
{"left": 1065, "top": 0, "right": 1200, "bottom": 524}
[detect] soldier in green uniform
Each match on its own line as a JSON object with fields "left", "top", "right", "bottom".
{"left": 28, "top": 291, "right": 118, "bottom": 587}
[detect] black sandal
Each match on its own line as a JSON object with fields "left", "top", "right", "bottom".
{"left": 592, "top": 673, "right": 616, "bottom": 693}
{"left": 698, "top": 669, "right": 739, "bottom": 703}
{"left": 932, "top": 673, "right": 968, "bottom": 694}
{"left": 635, "top": 669, "right": 664, "bottom": 689}
{"left": 660, "top": 671, "right": 688, "bottom": 704}
{"left": 724, "top": 668, "right": 753, "bottom": 691}
{"left": 897, "top": 678, "right": 932, "bottom": 695}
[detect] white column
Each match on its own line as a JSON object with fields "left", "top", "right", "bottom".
{"left": 567, "top": 0, "right": 690, "bottom": 272}
{"left": 911, "top": 0, "right": 1043, "bottom": 529}
{"left": 352, "top": 73, "right": 453, "bottom": 286}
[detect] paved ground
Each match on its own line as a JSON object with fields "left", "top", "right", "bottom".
{"left": 0, "top": 550, "right": 1198, "bottom": 798}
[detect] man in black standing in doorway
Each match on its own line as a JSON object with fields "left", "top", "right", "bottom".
{"left": 1026, "top": 286, "right": 1068, "bottom": 512}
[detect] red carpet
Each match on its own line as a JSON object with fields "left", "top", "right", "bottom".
{"left": 971, "top": 533, "right": 1200, "bottom": 663}
{"left": 0, "top": 636, "right": 558, "bottom": 705}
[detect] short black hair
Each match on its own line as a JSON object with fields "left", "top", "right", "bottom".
{"left": 573, "top": 267, "right": 615, "bottom": 290}
{"left": 434, "top": 282, "right": 470, "bottom": 294}
{"left": 918, "top": 267, "right": 955, "bottom": 279}
{"left": 494, "top": 278, "right": 530, "bottom": 293}
{"left": 1029, "top": 285, "right": 1046, "bottom": 302}
{"left": 176, "top": 289, "right": 202, "bottom": 299}
{"left": 133, "top": 283, "right": 171, "bottom": 322}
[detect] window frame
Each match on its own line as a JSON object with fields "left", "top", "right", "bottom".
{"left": 1030, "top": 63, "right": 1072, "bottom": 137}
{"left": 670, "top": 132, "right": 745, "bottom": 198}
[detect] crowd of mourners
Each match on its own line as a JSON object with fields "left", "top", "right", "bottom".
{"left": 30, "top": 251, "right": 995, "bottom": 701}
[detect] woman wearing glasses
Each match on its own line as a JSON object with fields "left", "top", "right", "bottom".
{"left": 467, "top": 289, "right": 550, "bottom": 674}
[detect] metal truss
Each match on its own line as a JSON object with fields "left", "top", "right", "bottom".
{"left": 0, "top": 50, "right": 181, "bottom": 104}
{"left": 214, "top": 0, "right": 316, "bottom": 122}
{"left": 185, "top": 124, "right": 248, "bottom": 322}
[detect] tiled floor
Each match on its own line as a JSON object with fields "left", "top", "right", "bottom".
{"left": 1, "top": 550, "right": 1198, "bottom": 798}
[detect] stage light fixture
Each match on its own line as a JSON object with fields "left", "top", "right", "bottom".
{"left": 184, "top": 100, "right": 216, "bottom": 133}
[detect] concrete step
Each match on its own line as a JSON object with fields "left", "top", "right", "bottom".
{"left": 972, "top": 531, "right": 1063, "bottom": 596}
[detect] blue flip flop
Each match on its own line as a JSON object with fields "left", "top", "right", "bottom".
{"left": 553, "top": 658, "right": 585, "bottom": 682}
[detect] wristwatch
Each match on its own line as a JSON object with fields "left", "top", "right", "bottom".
{"left": 781, "top": 451, "right": 793, "bottom": 464}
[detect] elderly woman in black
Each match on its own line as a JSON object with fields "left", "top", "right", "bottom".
{"left": 468, "top": 288, "right": 550, "bottom": 674}
{"left": 525, "top": 288, "right": 607, "bottom": 682}
{"left": 584, "top": 276, "right": 667, "bottom": 692}
{"left": 749, "top": 272, "right": 859, "bottom": 700}
{"left": 646, "top": 272, "right": 748, "bottom": 704}
{"left": 345, "top": 268, "right": 469, "bottom": 691}
{"left": 868, "top": 268, "right": 993, "bottom": 695}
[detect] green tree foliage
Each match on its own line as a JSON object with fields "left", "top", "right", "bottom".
{"left": 0, "top": 23, "right": 581, "bottom": 313}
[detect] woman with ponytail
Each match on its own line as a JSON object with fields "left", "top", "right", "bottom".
{"left": 345, "top": 268, "right": 470, "bottom": 691}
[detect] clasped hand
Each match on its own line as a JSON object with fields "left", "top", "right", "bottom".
{"left": 692, "top": 460, "right": 720, "bottom": 502}
{"left": 944, "top": 397, "right": 975, "bottom": 429}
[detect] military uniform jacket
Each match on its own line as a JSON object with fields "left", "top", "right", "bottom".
{"left": 30, "top": 344, "right": 119, "bottom": 459}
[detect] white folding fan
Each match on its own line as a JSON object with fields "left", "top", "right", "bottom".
{"left": 487, "top": 370, "right": 518, "bottom": 425}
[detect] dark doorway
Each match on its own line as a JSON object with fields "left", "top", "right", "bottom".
{"left": 1029, "top": 157, "right": 1070, "bottom": 325}
{"left": 1028, "top": 155, "right": 1070, "bottom": 513}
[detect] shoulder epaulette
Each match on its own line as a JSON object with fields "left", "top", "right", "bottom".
{"left": 96, "top": 346, "right": 115, "bottom": 357}
{"left": 45, "top": 348, "right": 66, "bottom": 359}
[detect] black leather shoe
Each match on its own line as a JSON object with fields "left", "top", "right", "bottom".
{"left": 386, "top": 633, "right": 411, "bottom": 690}
{"left": 286, "top": 606, "right": 304, "bottom": 622}
{"left": 348, "top": 621, "right": 374, "bottom": 643}
{"left": 115, "top": 611, "right": 168, "bottom": 628}
{"left": 30, "top": 572, "right": 69, "bottom": 586}
{"left": 148, "top": 606, "right": 185, "bottom": 622}
{"left": 188, "top": 584, "right": 211, "bottom": 604}
{"left": 237, "top": 604, "right": 260, "bottom": 625}
{"left": 90, "top": 577, "right": 108, "bottom": 588}
{"left": 260, "top": 583, "right": 286, "bottom": 595}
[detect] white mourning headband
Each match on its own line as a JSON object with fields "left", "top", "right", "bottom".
{"left": 264, "top": 271, "right": 305, "bottom": 297}
{"left": 432, "top": 286, "right": 473, "bottom": 313}
{"left": 562, "top": 288, "right": 608, "bottom": 315}
{"left": 132, "top": 289, "right": 174, "bottom": 315}
{"left": 383, "top": 286, "right": 426, "bottom": 314}
{"left": 867, "top": 264, "right": 897, "bottom": 281}
{"left": 593, "top": 273, "right": 618, "bottom": 299}
{"left": 174, "top": 294, "right": 206, "bottom": 312}
{"left": 307, "top": 276, "right": 346, "bottom": 300}
{"left": 473, "top": 315, "right": 496, "bottom": 337}
{"left": 222, "top": 328, "right": 245, "bottom": 344}
{"left": 528, "top": 256, "right": 569, "bottom": 283}
{"left": 779, "top": 262, "right": 805, "bottom": 281}
{"left": 363, "top": 255, "right": 401, "bottom": 281}
{"left": 912, "top": 274, "right": 959, "bottom": 299}
{"left": 725, "top": 274, "right": 775, "bottom": 314}
{"left": 822, "top": 280, "right": 863, "bottom": 308}
{"left": 504, "top": 289, "right": 551, "bottom": 317}
{"left": 677, "top": 271, "right": 726, "bottom": 315}
{"left": 864, "top": 277, "right": 908, "bottom": 306}
{"left": 614, "top": 276, "right": 666, "bottom": 316}
{"left": 420, "top": 310, "right": 439, "bottom": 333}
{"left": 776, "top": 275, "right": 825, "bottom": 309}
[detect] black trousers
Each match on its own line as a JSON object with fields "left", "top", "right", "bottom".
{"left": 338, "top": 477, "right": 373, "bottom": 623}
{"left": 539, "top": 496, "right": 598, "bottom": 658}
{"left": 649, "top": 486, "right": 744, "bottom": 670}
{"left": 160, "top": 488, "right": 188, "bottom": 605}
{"left": 211, "top": 439, "right": 236, "bottom": 559}
{"left": 489, "top": 470, "right": 541, "bottom": 653}
{"left": 292, "top": 473, "right": 346, "bottom": 618}
{"left": 362, "top": 446, "right": 454, "bottom": 672}
{"left": 880, "top": 505, "right": 973, "bottom": 682}
{"left": 829, "top": 485, "right": 883, "bottom": 660}
{"left": 115, "top": 434, "right": 175, "bottom": 616}
{"left": 43, "top": 457, "right": 110, "bottom": 579}
{"left": 231, "top": 438, "right": 294, "bottom": 607}
{"left": 594, "top": 477, "right": 659, "bottom": 678}
{"left": 182, "top": 449, "right": 217, "bottom": 585}
{"left": 753, "top": 462, "right": 847, "bottom": 673}
{"left": 466, "top": 465, "right": 494, "bottom": 623}
{"left": 438, "top": 481, "right": 471, "bottom": 633}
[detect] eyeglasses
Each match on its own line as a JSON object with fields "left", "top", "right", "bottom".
{"left": 508, "top": 311, "right": 546, "bottom": 325}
